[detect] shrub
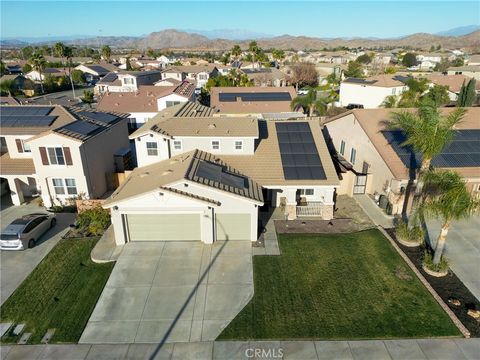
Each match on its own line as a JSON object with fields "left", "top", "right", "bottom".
{"left": 395, "top": 222, "right": 424, "bottom": 244}
{"left": 423, "top": 252, "right": 449, "bottom": 273}
{"left": 77, "top": 207, "right": 110, "bottom": 236}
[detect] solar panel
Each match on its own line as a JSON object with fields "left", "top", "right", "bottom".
{"left": 275, "top": 122, "right": 327, "bottom": 180}
{"left": 0, "top": 106, "right": 53, "bottom": 116}
{"left": 62, "top": 121, "right": 101, "bottom": 136}
{"left": 219, "top": 92, "right": 292, "bottom": 102}
{"left": 79, "top": 111, "right": 118, "bottom": 124}
{"left": 0, "top": 115, "right": 57, "bottom": 127}
{"left": 382, "top": 130, "right": 480, "bottom": 168}
{"left": 196, "top": 161, "right": 247, "bottom": 189}
{"left": 100, "top": 72, "right": 118, "bottom": 83}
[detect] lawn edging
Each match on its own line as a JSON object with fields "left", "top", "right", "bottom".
{"left": 377, "top": 226, "right": 470, "bottom": 338}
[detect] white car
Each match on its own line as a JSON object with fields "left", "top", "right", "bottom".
{"left": 0, "top": 213, "right": 56, "bottom": 250}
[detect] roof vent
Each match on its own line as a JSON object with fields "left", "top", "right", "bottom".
{"left": 208, "top": 123, "right": 216, "bottom": 129}
{"left": 140, "top": 172, "right": 150, "bottom": 178}
{"left": 161, "top": 169, "right": 173, "bottom": 176}
{"left": 169, "top": 159, "right": 179, "bottom": 164}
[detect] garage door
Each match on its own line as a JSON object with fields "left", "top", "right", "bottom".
{"left": 126, "top": 214, "right": 201, "bottom": 241}
{"left": 216, "top": 213, "right": 251, "bottom": 241}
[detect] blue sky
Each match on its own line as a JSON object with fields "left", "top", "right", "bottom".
{"left": 1, "top": 1, "right": 479, "bottom": 39}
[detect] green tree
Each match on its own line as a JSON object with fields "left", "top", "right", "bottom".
{"left": 71, "top": 69, "right": 86, "bottom": 84}
{"left": 231, "top": 45, "right": 242, "bottom": 60}
{"left": 402, "top": 52, "right": 417, "bottom": 67}
{"left": 290, "top": 87, "right": 333, "bottom": 117}
{"left": 81, "top": 90, "right": 94, "bottom": 104}
{"left": 53, "top": 42, "right": 66, "bottom": 65}
{"left": 422, "top": 85, "right": 450, "bottom": 107}
{"left": 21, "top": 46, "right": 34, "bottom": 60}
{"left": 101, "top": 45, "right": 112, "bottom": 62}
{"left": 356, "top": 53, "right": 372, "bottom": 64}
{"left": 457, "top": 78, "right": 476, "bottom": 107}
{"left": 272, "top": 49, "right": 285, "bottom": 62}
{"left": 29, "top": 52, "right": 47, "bottom": 93}
{"left": 0, "top": 79, "right": 15, "bottom": 96}
{"left": 125, "top": 57, "right": 133, "bottom": 71}
{"left": 0, "top": 60, "right": 6, "bottom": 76}
{"left": 22, "top": 63, "right": 32, "bottom": 73}
{"left": 384, "top": 66, "right": 397, "bottom": 74}
{"left": 382, "top": 95, "right": 400, "bottom": 108}
{"left": 248, "top": 41, "right": 260, "bottom": 67}
{"left": 344, "top": 61, "right": 364, "bottom": 78}
{"left": 419, "top": 169, "right": 480, "bottom": 264}
{"left": 388, "top": 101, "right": 466, "bottom": 224}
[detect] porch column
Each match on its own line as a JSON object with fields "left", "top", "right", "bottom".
{"left": 285, "top": 188, "right": 297, "bottom": 220}
{"left": 7, "top": 178, "right": 24, "bottom": 205}
{"left": 322, "top": 188, "right": 335, "bottom": 220}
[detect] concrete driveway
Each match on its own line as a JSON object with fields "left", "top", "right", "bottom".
{"left": 0, "top": 202, "right": 75, "bottom": 304}
{"left": 426, "top": 215, "right": 480, "bottom": 301}
{"left": 80, "top": 240, "right": 253, "bottom": 344}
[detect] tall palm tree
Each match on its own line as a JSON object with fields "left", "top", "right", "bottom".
{"left": 388, "top": 101, "right": 466, "bottom": 223}
{"left": 382, "top": 94, "right": 400, "bottom": 108}
{"left": 53, "top": 42, "right": 66, "bottom": 67}
{"left": 231, "top": 45, "right": 242, "bottom": 62}
{"left": 419, "top": 170, "right": 480, "bottom": 264}
{"left": 29, "top": 53, "right": 46, "bottom": 93}
{"left": 63, "top": 46, "right": 76, "bottom": 97}
{"left": 290, "top": 87, "right": 331, "bottom": 117}
{"left": 101, "top": 45, "right": 112, "bottom": 62}
{"left": 248, "top": 41, "right": 259, "bottom": 68}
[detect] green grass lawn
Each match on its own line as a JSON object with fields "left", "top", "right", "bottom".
{"left": 218, "top": 229, "right": 460, "bottom": 340}
{"left": 0, "top": 238, "right": 114, "bottom": 344}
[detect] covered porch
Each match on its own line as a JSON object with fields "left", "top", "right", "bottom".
{"left": 0, "top": 153, "right": 38, "bottom": 205}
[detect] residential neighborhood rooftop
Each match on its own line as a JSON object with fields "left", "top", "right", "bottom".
{"left": 343, "top": 74, "right": 409, "bottom": 87}
{"left": 426, "top": 73, "right": 479, "bottom": 93}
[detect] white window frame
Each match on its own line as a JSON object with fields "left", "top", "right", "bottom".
{"left": 173, "top": 140, "right": 183, "bottom": 151}
{"left": 52, "top": 178, "right": 65, "bottom": 195}
{"left": 21, "top": 139, "right": 31, "bottom": 153}
{"left": 350, "top": 148, "right": 357, "bottom": 165}
{"left": 234, "top": 140, "right": 243, "bottom": 151}
{"left": 65, "top": 178, "right": 78, "bottom": 195}
{"left": 146, "top": 141, "right": 158, "bottom": 156}
{"left": 47, "top": 147, "right": 65, "bottom": 165}
{"left": 211, "top": 139, "right": 220, "bottom": 151}
{"left": 299, "top": 188, "right": 315, "bottom": 196}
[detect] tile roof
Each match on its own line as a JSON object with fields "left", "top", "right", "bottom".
{"left": 426, "top": 74, "right": 477, "bottom": 93}
{"left": 343, "top": 74, "right": 408, "bottom": 87}
{"left": 97, "top": 72, "right": 120, "bottom": 85}
{"left": 447, "top": 65, "right": 480, "bottom": 72}
{"left": 0, "top": 153, "right": 35, "bottom": 175}
{"left": 0, "top": 96, "right": 20, "bottom": 105}
{"left": 173, "top": 101, "right": 219, "bottom": 118}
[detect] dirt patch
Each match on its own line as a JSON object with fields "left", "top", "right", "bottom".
{"left": 334, "top": 195, "right": 374, "bottom": 231}
{"left": 395, "top": 265, "right": 413, "bottom": 281}
{"left": 386, "top": 228, "right": 480, "bottom": 337}
{"left": 275, "top": 218, "right": 371, "bottom": 234}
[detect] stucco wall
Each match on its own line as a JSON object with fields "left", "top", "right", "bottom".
{"left": 339, "top": 83, "right": 407, "bottom": 108}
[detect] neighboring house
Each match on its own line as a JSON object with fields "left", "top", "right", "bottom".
{"left": 107, "top": 118, "right": 339, "bottom": 245}
{"left": 162, "top": 65, "right": 219, "bottom": 88}
{"left": 0, "top": 74, "right": 36, "bottom": 96}
{"left": 314, "top": 63, "right": 345, "bottom": 83}
{"left": 95, "top": 70, "right": 162, "bottom": 94}
{"left": 416, "top": 53, "right": 443, "bottom": 70}
{"left": 5, "top": 64, "right": 23, "bottom": 74}
{"left": 153, "top": 78, "right": 182, "bottom": 87}
{"left": 96, "top": 82, "right": 196, "bottom": 129}
{"left": 0, "top": 96, "right": 20, "bottom": 105}
{"left": 0, "top": 105, "right": 130, "bottom": 207}
{"left": 447, "top": 65, "right": 480, "bottom": 80}
{"left": 467, "top": 54, "right": 480, "bottom": 66}
{"left": 241, "top": 68, "right": 288, "bottom": 87}
{"left": 426, "top": 73, "right": 479, "bottom": 102}
{"left": 324, "top": 108, "right": 480, "bottom": 215}
{"left": 25, "top": 68, "right": 67, "bottom": 82}
{"left": 75, "top": 63, "right": 119, "bottom": 82}
{"left": 210, "top": 86, "right": 300, "bottom": 117}
{"left": 339, "top": 74, "right": 409, "bottom": 109}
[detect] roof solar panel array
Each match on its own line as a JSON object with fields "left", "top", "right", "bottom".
{"left": 276, "top": 122, "right": 327, "bottom": 180}
{"left": 0, "top": 115, "right": 57, "bottom": 127}
{"left": 79, "top": 111, "right": 118, "bottom": 124}
{"left": 219, "top": 92, "right": 292, "bottom": 102}
{"left": 62, "top": 121, "right": 101, "bottom": 136}
{"left": 0, "top": 106, "right": 53, "bottom": 116}
{"left": 382, "top": 130, "right": 480, "bottom": 169}
{"left": 196, "top": 160, "right": 248, "bottom": 189}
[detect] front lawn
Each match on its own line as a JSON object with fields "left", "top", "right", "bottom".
{"left": 1, "top": 238, "right": 114, "bottom": 343}
{"left": 218, "top": 229, "right": 460, "bottom": 339}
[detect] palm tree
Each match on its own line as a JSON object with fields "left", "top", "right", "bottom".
{"left": 388, "top": 101, "right": 466, "bottom": 222}
{"left": 29, "top": 53, "right": 46, "bottom": 93}
{"left": 53, "top": 42, "right": 66, "bottom": 67}
{"left": 419, "top": 170, "right": 480, "bottom": 264}
{"left": 63, "top": 46, "right": 76, "bottom": 97}
{"left": 290, "top": 87, "right": 330, "bottom": 117}
{"left": 231, "top": 45, "right": 242, "bottom": 61}
{"left": 382, "top": 95, "right": 400, "bottom": 108}
{"left": 248, "top": 41, "right": 259, "bottom": 68}
{"left": 101, "top": 45, "right": 112, "bottom": 62}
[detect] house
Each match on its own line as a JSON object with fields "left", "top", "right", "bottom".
{"left": 4, "top": 64, "right": 23, "bottom": 75}
{"left": 161, "top": 65, "right": 220, "bottom": 88}
{"left": 416, "top": 53, "right": 444, "bottom": 70}
{"left": 0, "top": 96, "right": 20, "bottom": 105}
{"left": 153, "top": 78, "right": 183, "bottom": 87}
{"left": 95, "top": 70, "right": 162, "bottom": 94}
{"left": 96, "top": 82, "right": 196, "bottom": 129}
{"left": 324, "top": 108, "right": 480, "bottom": 215}
{"left": 426, "top": 73, "right": 479, "bottom": 102}
{"left": 25, "top": 68, "right": 67, "bottom": 82}
{"left": 0, "top": 74, "right": 36, "bottom": 96}
{"left": 315, "top": 63, "right": 345, "bottom": 83}
{"left": 107, "top": 117, "right": 339, "bottom": 245}
{"left": 467, "top": 54, "right": 480, "bottom": 66}
{"left": 74, "top": 63, "right": 119, "bottom": 82}
{"left": 339, "top": 74, "right": 409, "bottom": 109}
{"left": 0, "top": 105, "right": 130, "bottom": 207}
{"left": 447, "top": 65, "right": 480, "bottom": 80}
{"left": 241, "top": 68, "right": 288, "bottom": 87}
{"left": 210, "top": 86, "right": 300, "bottom": 117}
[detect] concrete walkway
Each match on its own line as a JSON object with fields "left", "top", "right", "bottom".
{"left": 90, "top": 225, "right": 124, "bottom": 263}
{"left": 254, "top": 209, "right": 283, "bottom": 256}
{"left": 354, "top": 195, "right": 394, "bottom": 228}
{"left": 2, "top": 339, "right": 479, "bottom": 359}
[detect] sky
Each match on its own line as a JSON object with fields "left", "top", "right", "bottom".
{"left": 1, "top": 1, "right": 479, "bottom": 39}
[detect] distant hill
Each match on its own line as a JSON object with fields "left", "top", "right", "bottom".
{"left": 436, "top": 25, "right": 480, "bottom": 37}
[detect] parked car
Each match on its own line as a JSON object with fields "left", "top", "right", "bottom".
{"left": 0, "top": 213, "right": 56, "bottom": 250}
{"left": 297, "top": 88, "right": 309, "bottom": 95}
{"left": 346, "top": 103, "right": 364, "bottom": 110}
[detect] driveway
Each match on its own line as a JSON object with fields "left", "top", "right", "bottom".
{"left": 80, "top": 240, "right": 253, "bottom": 344}
{"left": 426, "top": 215, "right": 480, "bottom": 301}
{"left": 0, "top": 202, "right": 75, "bottom": 304}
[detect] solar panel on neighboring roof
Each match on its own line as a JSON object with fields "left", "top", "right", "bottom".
{"left": 382, "top": 130, "right": 480, "bottom": 169}
{"left": 61, "top": 121, "right": 101, "bottom": 136}
{"left": 276, "top": 122, "right": 326, "bottom": 180}
{"left": 99, "top": 72, "right": 118, "bottom": 83}
{"left": 219, "top": 92, "right": 292, "bottom": 102}
{"left": 79, "top": 111, "right": 118, "bottom": 124}
{"left": 0, "top": 115, "right": 57, "bottom": 127}
{"left": 0, "top": 106, "right": 53, "bottom": 116}
{"left": 196, "top": 161, "right": 248, "bottom": 189}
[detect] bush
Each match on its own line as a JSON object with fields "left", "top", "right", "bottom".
{"left": 423, "top": 252, "right": 449, "bottom": 273}
{"left": 395, "top": 222, "right": 424, "bottom": 244}
{"left": 76, "top": 207, "right": 110, "bottom": 236}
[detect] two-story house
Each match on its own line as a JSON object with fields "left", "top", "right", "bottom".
{"left": 74, "top": 63, "right": 119, "bottom": 83}
{"left": 95, "top": 70, "right": 161, "bottom": 94}
{"left": 161, "top": 65, "right": 220, "bottom": 89}
{"left": 0, "top": 105, "right": 130, "bottom": 207}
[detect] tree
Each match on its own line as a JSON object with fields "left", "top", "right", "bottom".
{"left": 457, "top": 78, "right": 476, "bottom": 107}
{"left": 382, "top": 95, "right": 400, "bottom": 108}
{"left": 289, "top": 62, "right": 318, "bottom": 90}
{"left": 0, "top": 79, "right": 15, "bottom": 96}
{"left": 21, "top": 46, "right": 34, "bottom": 60}
{"left": 384, "top": 66, "right": 397, "bottom": 74}
{"left": 248, "top": 41, "right": 260, "bottom": 67}
{"left": 22, "top": 63, "right": 32, "bottom": 73}
{"left": 402, "top": 52, "right": 417, "bottom": 67}
{"left": 71, "top": 69, "right": 86, "bottom": 84}
{"left": 344, "top": 61, "right": 364, "bottom": 78}
{"left": 356, "top": 53, "right": 372, "bottom": 64}
{"left": 53, "top": 42, "right": 66, "bottom": 65}
{"left": 81, "top": 90, "right": 94, "bottom": 104}
{"left": 0, "top": 60, "right": 5, "bottom": 76}
{"left": 290, "top": 87, "right": 334, "bottom": 117}
{"left": 272, "top": 49, "right": 285, "bottom": 62}
{"left": 29, "top": 52, "right": 47, "bottom": 93}
{"left": 388, "top": 101, "right": 466, "bottom": 224}
{"left": 125, "top": 57, "right": 133, "bottom": 71}
{"left": 101, "top": 45, "right": 112, "bottom": 62}
{"left": 422, "top": 85, "right": 450, "bottom": 107}
{"left": 420, "top": 169, "right": 480, "bottom": 264}
{"left": 231, "top": 45, "right": 242, "bottom": 60}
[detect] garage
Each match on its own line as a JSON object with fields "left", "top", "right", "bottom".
{"left": 216, "top": 213, "right": 251, "bottom": 241}
{"left": 126, "top": 214, "right": 201, "bottom": 241}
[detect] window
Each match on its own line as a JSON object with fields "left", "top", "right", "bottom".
{"left": 234, "top": 140, "right": 243, "bottom": 150}
{"left": 52, "top": 178, "right": 65, "bottom": 195}
{"left": 391, "top": 88, "right": 397, "bottom": 95}
{"left": 173, "top": 140, "right": 182, "bottom": 151}
{"left": 339, "top": 140, "right": 345, "bottom": 155}
{"left": 211, "top": 140, "right": 220, "bottom": 151}
{"left": 299, "top": 189, "right": 314, "bottom": 196}
{"left": 350, "top": 148, "right": 357, "bottom": 165}
{"left": 146, "top": 142, "right": 158, "bottom": 156}
{"left": 47, "top": 147, "right": 65, "bottom": 165}
{"left": 166, "top": 101, "right": 181, "bottom": 108}
{"left": 65, "top": 178, "right": 77, "bottom": 195}
{"left": 123, "top": 77, "right": 134, "bottom": 85}
{"left": 21, "top": 140, "right": 31, "bottom": 153}
{"left": 362, "top": 161, "right": 370, "bottom": 174}
{"left": 0, "top": 137, "right": 6, "bottom": 148}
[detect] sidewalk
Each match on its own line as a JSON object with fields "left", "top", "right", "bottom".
{"left": 354, "top": 194, "right": 394, "bottom": 228}
{"left": 1, "top": 338, "right": 479, "bottom": 359}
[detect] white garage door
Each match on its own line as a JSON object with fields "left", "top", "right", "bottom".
{"left": 216, "top": 213, "right": 251, "bottom": 241}
{"left": 126, "top": 214, "right": 201, "bottom": 241}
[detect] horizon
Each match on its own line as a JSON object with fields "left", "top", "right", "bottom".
{"left": 1, "top": 1, "right": 479, "bottom": 40}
